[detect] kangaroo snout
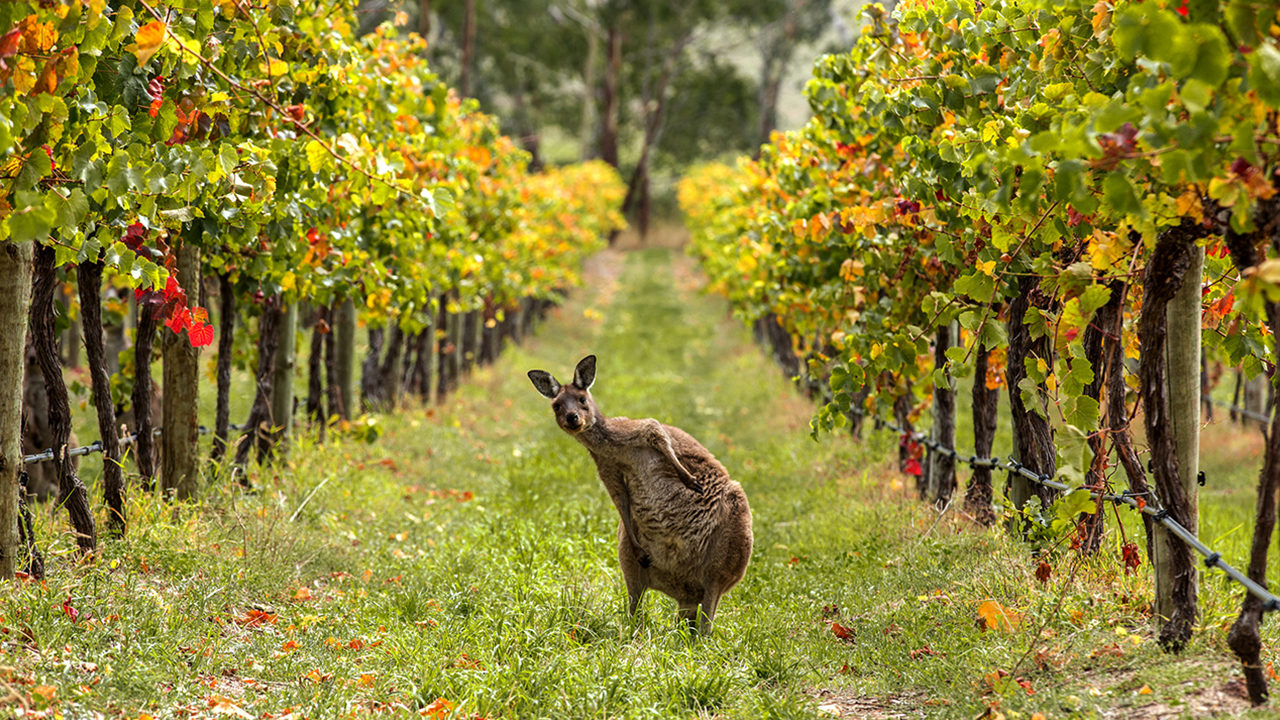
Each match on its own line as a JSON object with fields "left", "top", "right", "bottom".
{"left": 564, "top": 412, "right": 583, "bottom": 430}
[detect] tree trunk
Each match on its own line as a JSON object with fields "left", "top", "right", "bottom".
{"left": 1138, "top": 221, "right": 1205, "bottom": 652}
{"left": 437, "top": 296, "right": 453, "bottom": 403}
{"left": 63, "top": 283, "right": 80, "bottom": 370}
{"left": 893, "top": 387, "right": 915, "bottom": 474}
{"left": 132, "top": 299, "right": 161, "bottom": 489}
{"left": 480, "top": 306, "right": 498, "bottom": 366}
{"left": 522, "top": 297, "right": 536, "bottom": 337}
{"left": 448, "top": 301, "right": 462, "bottom": 388}
{"left": 411, "top": 323, "right": 434, "bottom": 402}
{"left": 233, "top": 299, "right": 281, "bottom": 471}
{"left": 307, "top": 306, "right": 328, "bottom": 427}
{"left": 30, "top": 244, "right": 96, "bottom": 554}
{"left": 161, "top": 240, "right": 201, "bottom": 501}
{"left": 619, "top": 33, "right": 691, "bottom": 225}
{"left": 510, "top": 302, "right": 525, "bottom": 345}
{"left": 1100, "top": 281, "right": 1156, "bottom": 559}
{"left": 212, "top": 273, "right": 236, "bottom": 462}
{"left": 1077, "top": 283, "right": 1117, "bottom": 556}
{"left": 417, "top": 0, "right": 430, "bottom": 39}
{"left": 362, "top": 326, "right": 385, "bottom": 412}
{"left": 104, "top": 287, "right": 126, "bottom": 377}
{"left": 600, "top": 25, "right": 622, "bottom": 169}
{"left": 324, "top": 303, "right": 342, "bottom": 421}
{"left": 462, "top": 311, "right": 479, "bottom": 375}
{"left": 0, "top": 240, "right": 34, "bottom": 578}
{"left": 925, "top": 322, "right": 957, "bottom": 506}
{"left": 849, "top": 384, "right": 870, "bottom": 440}
{"left": 270, "top": 300, "right": 297, "bottom": 454}
{"left": 580, "top": 27, "right": 600, "bottom": 160}
{"left": 335, "top": 298, "right": 356, "bottom": 420}
{"left": 16, "top": 471, "right": 43, "bottom": 579}
{"left": 459, "top": 0, "right": 476, "bottom": 97}
{"left": 1005, "top": 275, "right": 1057, "bottom": 510}
{"left": 1232, "top": 368, "right": 1243, "bottom": 423}
{"left": 379, "top": 323, "right": 404, "bottom": 410}
{"left": 79, "top": 256, "right": 126, "bottom": 535}
{"left": 1223, "top": 209, "right": 1280, "bottom": 703}
{"left": 965, "top": 340, "right": 998, "bottom": 526}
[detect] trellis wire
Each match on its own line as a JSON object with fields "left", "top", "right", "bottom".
{"left": 22, "top": 424, "right": 246, "bottom": 465}
{"left": 1202, "top": 395, "right": 1272, "bottom": 425}
{"left": 874, "top": 414, "right": 1280, "bottom": 613}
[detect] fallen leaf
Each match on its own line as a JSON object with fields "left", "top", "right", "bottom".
{"left": 1138, "top": 685, "right": 1152, "bottom": 695}
{"left": 294, "top": 587, "right": 313, "bottom": 601}
{"left": 421, "top": 698, "right": 455, "bottom": 718}
{"left": 208, "top": 695, "right": 252, "bottom": 718}
{"left": 31, "top": 685, "right": 56, "bottom": 704}
{"left": 976, "top": 600, "right": 1021, "bottom": 632}
{"left": 830, "top": 622, "right": 854, "bottom": 642}
{"left": 909, "top": 645, "right": 943, "bottom": 659}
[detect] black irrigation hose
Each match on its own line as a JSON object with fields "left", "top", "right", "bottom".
{"left": 878, "top": 414, "right": 1280, "bottom": 614}
{"left": 23, "top": 424, "right": 246, "bottom": 465}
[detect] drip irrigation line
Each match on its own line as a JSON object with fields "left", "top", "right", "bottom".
{"left": 23, "top": 424, "right": 247, "bottom": 465}
{"left": 878, "top": 415, "right": 1280, "bottom": 614}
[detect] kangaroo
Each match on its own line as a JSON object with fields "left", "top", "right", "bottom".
{"left": 528, "top": 355, "right": 753, "bottom": 634}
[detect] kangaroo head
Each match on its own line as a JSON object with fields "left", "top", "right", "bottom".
{"left": 528, "top": 355, "right": 599, "bottom": 435}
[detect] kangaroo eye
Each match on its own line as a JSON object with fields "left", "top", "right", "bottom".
{"left": 552, "top": 403, "right": 562, "bottom": 412}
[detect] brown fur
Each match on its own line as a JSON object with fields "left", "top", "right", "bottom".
{"left": 529, "top": 356, "right": 752, "bottom": 634}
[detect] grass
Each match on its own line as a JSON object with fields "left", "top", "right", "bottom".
{"left": 4, "top": 247, "right": 1279, "bottom": 719}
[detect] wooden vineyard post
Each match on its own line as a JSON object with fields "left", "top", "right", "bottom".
{"left": 162, "top": 239, "right": 202, "bottom": 501}
{"left": 1153, "top": 242, "right": 1202, "bottom": 639}
{"left": 0, "top": 240, "right": 34, "bottom": 578}
{"left": 271, "top": 300, "right": 298, "bottom": 453}
{"left": 1138, "top": 222, "right": 1205, "bottom": 652}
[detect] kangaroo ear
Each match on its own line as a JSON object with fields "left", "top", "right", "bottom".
{"left": 528, "top": 370, "right": 561, "bottom": 399}
{"left": 573, "top": 355, "right": 596, "bottom": 390}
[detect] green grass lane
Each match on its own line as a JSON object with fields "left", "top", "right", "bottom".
{"left": 2, "top": 248, "right": 1274, "bottom": 719}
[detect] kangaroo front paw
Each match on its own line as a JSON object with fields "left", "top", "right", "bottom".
{"left": 678, "top": 470, "right": 703, "bottom": 493}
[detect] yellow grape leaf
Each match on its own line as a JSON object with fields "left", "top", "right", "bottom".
{"left": 260, "top": 57, "right": 288, "bottom": 77}
{"left": 305, "top": 140, "right": 327, "bottom": 173}
{"left": 1175, "top": 189, "right": 1202, "bottom": 220}
{"left": 977, "top": 259, "right": 996, "bottom": 276}
{"left": 976, "top": 600, "right": 1021, "bottom": 632}
{"left": 281, "top": 271, "right": 296, "bottom": 292}
{"left": 1088, "top": 229, "right": 1130, "bottom": 272}
{"left": 130, "top": 20, "right": 166, "bottom": 66}
{"left": 1091, "top": 0, "right": 1111, "bottom": 37}
{"left": 12, "top": 56, "right": 37, "bottom": 96}
{"left": 88, "top": 0, "right": 107, "bottom": 27}
{"left": 1253, "top": 258, "right": 1280, "bottom": 287}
